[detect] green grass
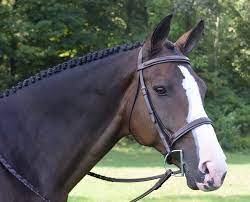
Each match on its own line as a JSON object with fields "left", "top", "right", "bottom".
{"left": 68, "top": 145, "right": 250, "bottom": 202}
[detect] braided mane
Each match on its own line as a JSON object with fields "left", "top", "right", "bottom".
{"left": 0, "top": 42, "right": 142, "bottom": 99}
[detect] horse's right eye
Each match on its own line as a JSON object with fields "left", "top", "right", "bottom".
{"left": 153, "top": 86, "right": 168, "bottom": 96}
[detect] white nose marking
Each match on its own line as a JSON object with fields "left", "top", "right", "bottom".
{"left": 178, "top": 65, "right": 227, "bottom": 189}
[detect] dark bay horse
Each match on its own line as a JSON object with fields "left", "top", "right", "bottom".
{"left": 0, "top": 15, "right": 227, "bottom": 201}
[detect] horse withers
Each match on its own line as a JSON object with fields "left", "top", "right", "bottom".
{"left": 0, "top": 14, "right": 227, "bottom": 201}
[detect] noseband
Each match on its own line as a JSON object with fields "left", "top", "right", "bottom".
{"left": 129, "top": 48, "right": 212, "bottom": 169}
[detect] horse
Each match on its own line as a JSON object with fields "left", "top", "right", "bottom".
{"left": 0, "top": 14, "right": 227, "bottom": 202}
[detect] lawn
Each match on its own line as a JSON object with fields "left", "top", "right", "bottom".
{"left": 68, "top": 145, "right": 250, "bottom": 202}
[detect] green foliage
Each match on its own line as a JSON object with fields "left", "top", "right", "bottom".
{"left": 207, "top": 99, "right": 250, "bottom": 151}
{"left": 0, "top": 0, "right": 249, "bottom": 151}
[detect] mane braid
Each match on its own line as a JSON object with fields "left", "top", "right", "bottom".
{"left": 0, "top": 42, "right": 143, "bottom": 99}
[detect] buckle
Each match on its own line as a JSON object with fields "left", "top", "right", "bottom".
{"left": 164, "top": 150, "right": 184, "bottom": 177}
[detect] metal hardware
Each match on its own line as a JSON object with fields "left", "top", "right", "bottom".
{"left": 165, "top": 150, "right": 184, "bottom": 177}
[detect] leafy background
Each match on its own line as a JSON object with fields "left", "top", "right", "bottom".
{"left": 0, "top": 0, "right": 249, "bottom": 151}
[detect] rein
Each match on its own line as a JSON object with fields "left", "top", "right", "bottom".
{"left": 88, "top": 170, "right": 173, "bottom": 202}
{"left": 0, "top": 48, "right": 213, "bottom": 202}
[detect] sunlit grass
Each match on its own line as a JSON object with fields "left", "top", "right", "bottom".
{"left": 69, "top": 145, "right": 250, "bottom": 202}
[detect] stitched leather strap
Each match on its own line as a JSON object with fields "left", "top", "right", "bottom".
{"left": 0, "top": 154, "right": 50, "bottom": 202}
{"left": 130, "top": 169, "right": 173, "bottom": 202}
{"left": 88, "top": 169, "right": 173, "bottom": 202}
{"left": 171, "top": 117, "right": 213, "bottom": 146}
{"left": 88, "top": 171, "right": 166, "bottom": 183}
{"left": 138, "top": 50, "right": 171, "bottom": 153}
{"left": 138, "top": 55, "right": 190, "bottom": 71}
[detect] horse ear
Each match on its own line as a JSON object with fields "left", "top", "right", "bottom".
{"left": 175, "top": 20, "right": 204, "bottom": 55}
{"left": 143, "top": 14, "right": 173, "bottom": 58}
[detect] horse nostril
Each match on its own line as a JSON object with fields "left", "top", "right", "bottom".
{"left": 197, "top": 160, "right": 227, "bottom": 191}
{"left": 199, "top": 161, "right": 210, "bottom": 174}
{"left": 207, "top": 178, "right": 215, "bottom": 187}
{"left": 204, "top": 167, "right": 209, "bottom": 174}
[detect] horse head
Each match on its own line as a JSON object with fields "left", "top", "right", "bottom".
{"left": 127, "top": 14, "right": 227, "bottom": 191}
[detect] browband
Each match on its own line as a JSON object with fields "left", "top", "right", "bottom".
{"left": 138, "top": 55, "right": 190, "bottom": 71}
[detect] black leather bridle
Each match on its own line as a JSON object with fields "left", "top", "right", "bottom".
{"left": 130, "top": 48, "right": 212, "bottom": 161}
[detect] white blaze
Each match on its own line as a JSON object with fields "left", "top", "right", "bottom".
{"left": 178, "top": 65, "right": 227, "bottom": 189}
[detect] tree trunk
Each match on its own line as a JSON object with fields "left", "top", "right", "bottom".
{"left": 213, "top": 16, "right": 220, "bottom": 68}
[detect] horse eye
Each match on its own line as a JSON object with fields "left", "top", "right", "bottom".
{"left": 153, "top": 86, "right": 168, "bottom": 96}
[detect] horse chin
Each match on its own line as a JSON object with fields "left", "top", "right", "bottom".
{"left": 185, "top": 173, "right": 199, "bottom": 190}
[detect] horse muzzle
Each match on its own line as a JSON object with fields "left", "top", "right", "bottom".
{"left": 196, "top": 160, "right": 227, "bottom": 191}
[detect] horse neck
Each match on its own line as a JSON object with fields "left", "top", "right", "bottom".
{"left": 0, "top": 48, "right": 139, "bottom": 199}
{"left": 58, "top": 49, "right": 139, "bottom": 193}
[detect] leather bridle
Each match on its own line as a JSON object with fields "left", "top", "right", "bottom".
{"left": 129, "top": 48, "right": 212, "bottom": 162}
{"left": 89, "top": 48, "right": 214, "bottom": 202}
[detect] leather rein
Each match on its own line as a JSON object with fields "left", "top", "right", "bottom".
{"left": 0, "top": 48, "right": 213, "bottom": 202}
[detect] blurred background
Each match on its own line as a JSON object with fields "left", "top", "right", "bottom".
{"left": 1, "top": 1, "right": 249, "bottom": 201}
